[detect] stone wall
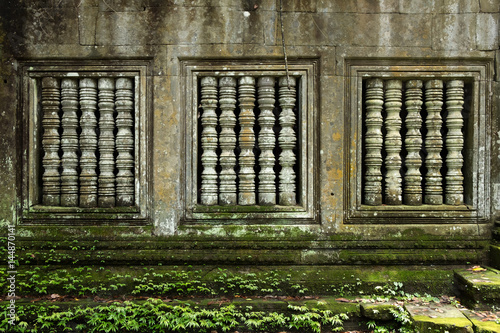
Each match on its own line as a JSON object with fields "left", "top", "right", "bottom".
{"left": 0, "top": 0, "right": 499, "bottom": 266}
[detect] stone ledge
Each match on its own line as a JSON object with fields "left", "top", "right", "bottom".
{"left": 455, "top": 267, "right": 500, "bottom": 309}
{"left": 406, "top": 303, "right": 474, "bottom": 333}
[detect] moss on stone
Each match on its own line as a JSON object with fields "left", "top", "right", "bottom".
{"left": 412, "top": 315, "right": 474, "bottom": 333}
{"left": 469, "top": 319, "right": 500, "bottom": 333}
{"left": 361, "top": 303, "right": 396, "bottom": 320}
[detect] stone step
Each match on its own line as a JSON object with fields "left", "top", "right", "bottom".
{"left": 455, "top": 267, "right": 500, "bottom": 309}
{"left": 490, "top": 245, "right": 500, "bottom": 269}
{"left": 405, "top": 303, "right": 474, "bottom": 333}
{"left": 463, "top": 310, "right": 500, "bottom": 333}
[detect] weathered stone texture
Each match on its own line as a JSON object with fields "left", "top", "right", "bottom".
{"left": 78, "top": 5, "right": 98, "bottom": 45}
{"left": 279, "top": 13, "right": 431, "bottom": 47}
{"left": 476, "top": 13, "right": 500, "bottom": 49}
{"left": 96, "top": 11, "right": 150, "bottom": 46}
{"left": 23, "top": 7, "right": 79, "bottom": 45}
{"left": 0, "top": 0, "right": 498, "bottom": 247}
{"left": 149, "top": 5, "right": 269, "bottom": 45}
{"left": 319, "top": 75, "right": 344, "bottom": 229}
{"left": 443, "top": 0, "right": 480, "bottom": 13}
{"left": 432, "top": 14, "right": 476, "bottom": 50}
{"left": 356, "top": 0, "right": 399, "bottom": 13}
{"left": 399, "top": 0, "right": 445, "bottom": 13}
{"left": 480, "top": 0, "right": 500, "bottom": 12}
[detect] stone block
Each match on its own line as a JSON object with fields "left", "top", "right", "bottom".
{"left": 462, "top": 310, "right": 500, "bottom": 333}
{"left": 147, "top": 0, "right": 276, "bottom": 11}
{"left": 400, "top": 0, "right": 445, "bottom": 13}
{"left": 280, "top": 0, "right": 316, "bottom": 12}
{"left": 480, "top": 0, "right": 500, "bottom": 12}
{"left": 405, "top": 303, "right": 474, "bottom": 333}
{"left": 98, "top": 0, "right": 148, "bottom": 12}
{"left": 361, "top": 303, "right": 397, "bottom": 320}
{"left": 357, "top": 0, "right": 399, "bottom": 13}
{"left": 23, "top": 7, "right": 79, "bottom": 45}
{"left": 279, "top": 12, "right": 420, "bottom": 47}
{"left": 463, "top": 310, "right": 500, "bottom": 333}
{"left": 316, "top": 0, "right": 357, "bottom": 13}
{"left": 320, "top": 75, "right": 343, "bottom": 229}
{"left": 327, "top": 14, "right": 431, "bottom": 47}
{"left": 443, "top": 0, "right": 480, "bottom": 13}
{"left": 78, "top": 5, "right": 98, "bottom": 45}
{"left": 455, "top": 268, "right": 500, "bottom": 309}
{"left": 23, "top": 0, "right": 89, "bottom": 8}
{"left": 96, "top": 11, "right": 150, "bottom": 46}
{"left": 476, "top": 13, "right": 499, "bottom": 50}
{"left": 150, "top": 6, "right": 266, "bottom": 45}
{"left": 489, "top": 245, "right": 500, "bottom": 269}
{"left": 432, "top": 14, "right": 476, "bottom": 50}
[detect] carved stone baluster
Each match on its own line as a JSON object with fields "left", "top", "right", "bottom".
{"left": 115, "top": 78, "right": 135, "bottom": 206}
{"left": 384, "top": 80, "right": 403, "bottom": 205}
{"left": 200, "top": 77, "right": 219, "bottom": 205}
{"left": 98, "top": 78, "right": 116, "bottom": 207}
{"left": 238, "top": 76, "right": 256, "bottom": 205}
{"left": 278, "top": 76, "right": 297, "bottom": 206}
{"left": 404, "top": 80, "right": 424, "bottom": 205}
{"left": 60, "top": 78, "right": 79, "bottom": 207}
{"left": 424, "top": 79, "right": 444, "bottom": 205}
{"left": 41, "top": 77, "right": 61, "bottom": 206}
{"left": 257, "top": 77, "right": 277, "bottom": 205}
{"left": 79, "top": 78, "right": 98, "bottom": 208}
{"left": 218, "top": 77, "right": 237, "bottom": 205}
{"left": 445, "top": 80, "right": 465, "bottom": 205}
{"left": 364, "top": 78, "right": 384, "bottom": 206}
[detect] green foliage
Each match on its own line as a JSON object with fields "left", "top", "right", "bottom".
{"left": 0, "top": 298, "right": 348, "bottom": 332}
{"left": 364, "top": 305, "right": 413, "bottom": 333}
{"left": 1, "top": 265, "right": 305, "bottom": 297}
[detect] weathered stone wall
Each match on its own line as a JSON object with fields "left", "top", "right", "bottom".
{"left": 0, "top": 0, "right": 499, "bottom": 265}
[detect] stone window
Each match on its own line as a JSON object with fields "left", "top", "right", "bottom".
{"left": 345, "top": 60, "right": 492, "bottom": 223}
{"left": 182, "top": 60, "right": 318, "bottom": 223}
{"left": 20, "top": 61, "right": 151, "bottom": 224}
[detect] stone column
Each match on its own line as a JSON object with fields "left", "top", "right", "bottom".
{"left": 445, "top": 80, "right": 465, "bottom": 205}
{"left": 200, "top": 77, "right": 219, "bottom": 205}
{"left": 115, "top": 78, "right": 135, "bottom": 206}
{"left": 257, "top": 76, "right": 277, "bottom": 205}
{"left": 278, "top": 76, "right": 297, "bottom": 206}
{"left": 60, "top": 78, "right": 79, "bottom": 207}
{"left": 98, "top": 78, "right": 116, "bottom": 207}
{"left": 424, "top": 79, "right": 444, "bottom": 205}
{"left": 41, "top": 77, "right": 61, "bottom": 206}
{"left": 79, "top": 78, "right": 98, "bottom": 208}
{"left": 238, "top": 76, "right": 256, "bottom": 205}
{"left": 364, "top": 78, "right": 384, "bottom": 206}
{"left": 404, "top": 80, "right": 424, "bottom": 205}
{"left": 218, "top": 77, "right": 237, "bottom": 205}
{"left": 384, "top": 80, "right": 403, "bottom": 205}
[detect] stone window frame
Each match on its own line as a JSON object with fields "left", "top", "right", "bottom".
{"left": 344, "top": 59, "right": 492, "bottom": 224}
{"left": 181, "top": 59, "right": 319, "bottom": 224}
{"left": 19, "top": 60, "right": 152, "bottom": 225}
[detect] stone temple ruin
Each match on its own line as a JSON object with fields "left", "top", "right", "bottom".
{"left": 1, "top": 0, "right": 500, "bottom": 330}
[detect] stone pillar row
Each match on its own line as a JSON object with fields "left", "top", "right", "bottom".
{"left": 200, "top": 76, "right": 297, "bottom": 206}
{"left": 364, "top": 78, "right": 465, "bottom": 206}
{"left": 41, "top": 77, "right": 135, "bottom": 208}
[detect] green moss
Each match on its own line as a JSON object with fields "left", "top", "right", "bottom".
{"left": 413, "top": 315, "right": 474, "bottom": 332}
{"left": 361, "top": 303, "right": 397, "bottom": 320}
{"left": 469, "top": 319, "right": 500, "bottom": 333}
